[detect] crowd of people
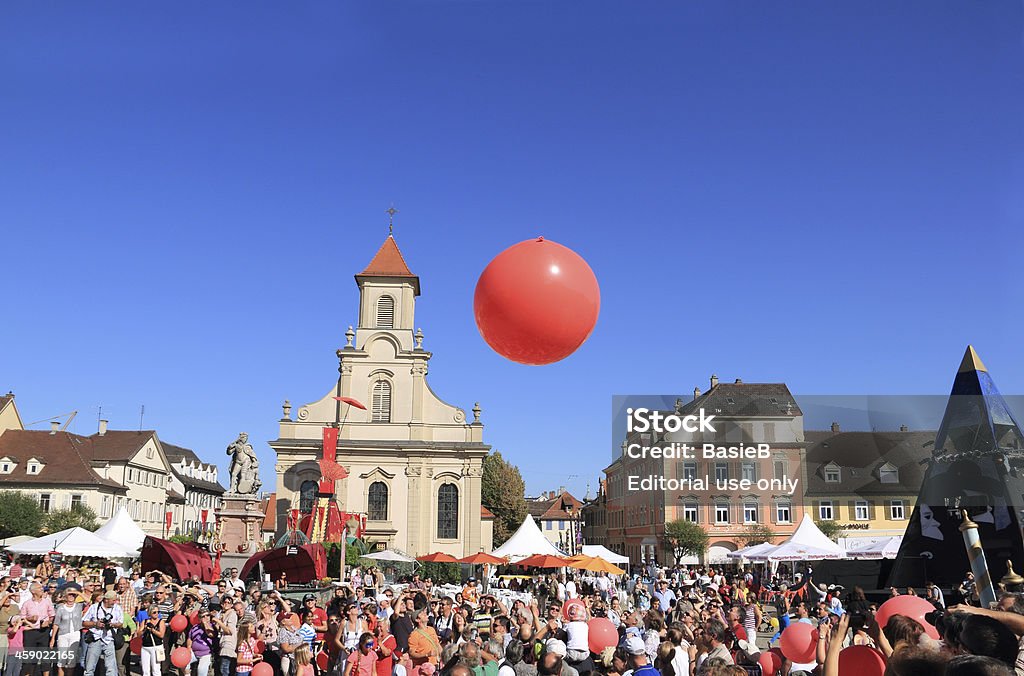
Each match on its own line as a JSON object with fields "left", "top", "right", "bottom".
{"left": 2, "top": 555, "right": 1024, "bottom": 676}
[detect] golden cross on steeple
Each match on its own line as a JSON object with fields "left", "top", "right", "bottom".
{"left": 386, "top": 205, "right": 398, "bottom": 235}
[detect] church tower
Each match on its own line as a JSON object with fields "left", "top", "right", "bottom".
{"left": 270, "top": 230, "right": 492, "bottom": 557}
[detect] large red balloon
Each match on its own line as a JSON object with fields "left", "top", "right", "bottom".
{"left": 252, "top": 663, "right": 273, "bottom": 676}
{"left": 758, "top": 649, "right": 782, "bottom": 676}
{"left": 169, "top": 614, "right": 188, "bottom": 633}
{"left": 170, "top": 647, "right": 192, "bottom": 669}
{"left": 563, "top": 598, "right": 586, "bottom": 621}
{"left": 839, "top": 646, "right": 885, "bottom": 676}
{"left": 875, "top": 596, "right": 940, "bottom": 639}
{"left": 779, "top": 623, "right": 818, "bottom": 663}
{"left": 474, "top": 237, "right": 600, "bottom": 365}
{"left": 587, "top": 617, "right": 617, "bottom": 654}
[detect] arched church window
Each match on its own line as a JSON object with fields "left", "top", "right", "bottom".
{"left": 299, "top": 480, "right": 318, "bottom": 514}
{"left": 437, "top": 483, "right": 459, "bottom": 539}
{"left": 376, "top": 296, "right": 395, "bottom": 328}
{"left": 368, "top": 481, "right": 389, "bottom": 521}
{"left": 372, "top": 381, "right": 391, "bottom": 422}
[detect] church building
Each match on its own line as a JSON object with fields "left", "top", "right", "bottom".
{"left": 269, "top": 233, "right": 493, "bottom": 556}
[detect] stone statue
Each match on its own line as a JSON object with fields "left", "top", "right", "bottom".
{"left": 226, "top": 432, "right": 262, "bottom": 495}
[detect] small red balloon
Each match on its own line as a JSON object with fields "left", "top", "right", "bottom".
{"left": 562, "top": 598, "right": 586, "bottom": 621}
{"left": 758, "top": 649, "right": 782, "bottom": 676}
{"left": 474, "top": 237, "right": 600, "bottom": 365}
{"left": 252, "top": 663, "right": 273, "bottom": 676}
{"left": 587, "top": 617, "right": 617, "bottom": 654}
{"left": 169, "top": 614, "right": 188, "bottom": 633}
{"left": 170, "top": 647, "right": 192, "bottom": 669}
{"left": 779, "top": 623, "right": 818, "bottom": 663}
{"left": 875, "top": 596, "right": 940, "bottom": 639}
{"left": 839, "top": 645, "right": 885, "bottom": 676}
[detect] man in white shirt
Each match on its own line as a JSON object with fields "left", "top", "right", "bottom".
{"left": 565, "top": 578, "right": 577, "bottom": 600}
{"left": 83, "top": 591, "right": 124, "bottom": 676}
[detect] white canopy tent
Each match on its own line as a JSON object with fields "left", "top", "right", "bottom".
{"left": 94, "top": 507, "right": 147, "bottom": 554}
{"left": 361, "top": 550, "right": 416, "bottom": 563}
{"left": 490, "top": 515, "right": 567, "bottom": 562}
{"left": 844, "top": 536, "right": 902, "bottom": 560}
{"left": 727, "top": 541, "right": 778, "bottom": 560}
{"left": 760, "top": 515, "right": 846, "bottom": 562}
{"left": 5, "top": 527, "right": 134, "bottom": 558}
{"left": 581, "top": 545, "right": 629, "bottom": 565}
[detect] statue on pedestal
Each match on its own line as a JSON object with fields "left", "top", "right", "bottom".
{"left": 226, "top": 432, "right": 262, "bottom": 495}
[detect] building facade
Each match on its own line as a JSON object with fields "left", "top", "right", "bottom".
{"left": 580, "top": 480, "right": 608, "bottom": 548}
{"left": 604, "top": 378, "right": 808, "bottom": 565}
{"left": 803, "top": 424, "right": 931, "bottom": 541}
{"left": 270, "top": 234, "right": 493, "bottom": 557}
{"left": 163, "top": 442, "right": 226, "bottom": 540}
{"left": 526, "top": 490, "right": 583, "bottom": 553}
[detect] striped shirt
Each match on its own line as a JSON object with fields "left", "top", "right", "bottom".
{"left": 297, "top": 623, "right": 316, "bottom": 648}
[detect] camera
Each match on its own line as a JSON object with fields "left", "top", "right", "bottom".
{"left": 924, "top": 609, "right": 946, "bottom": 634}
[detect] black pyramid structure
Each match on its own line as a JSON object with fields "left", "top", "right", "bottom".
{"left": 888, "top": 346, "right": 1024, "bottom": 588}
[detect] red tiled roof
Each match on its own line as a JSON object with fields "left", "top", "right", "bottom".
{"left": 481, "top": 505, "right": 495, "bottom": 519}
{"left": 262, "top": 494, "right": 277, "bottom": 531}
{"left": 359, "top": 236, "right": 417, "bottom": 278}
{"left": 88, "top": 430, "right": 155, "bottom": 461}
{"left": 540, "top": 491, "right": 583, "bottom": 520}
{"left": 0, "top": 430, "right": 126, "bottom": 491}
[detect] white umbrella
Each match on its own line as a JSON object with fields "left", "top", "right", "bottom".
{"left": 361, "top": 550, "right": 416, "bottom": 563}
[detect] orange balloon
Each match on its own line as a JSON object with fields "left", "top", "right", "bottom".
{"left": 474, "top": 237, "right": 600, "bottom": 365}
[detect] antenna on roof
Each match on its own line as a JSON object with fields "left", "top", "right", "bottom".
{"left": 139, "top": 405, "right": 145, "bottom": 431}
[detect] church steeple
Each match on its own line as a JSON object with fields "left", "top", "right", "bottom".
{"left": 354, "top": 234, "right": 421, "bottom": 335}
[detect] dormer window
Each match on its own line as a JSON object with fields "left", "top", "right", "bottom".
{"left": 824, "top": 462, "right": 841, "bottom": 483}
{"left": 0, "top": 457, "right": 14, "bottom": 474}
{"left": 879, "top": 463, "right": 899, "bottom": 484}
{"left": 26, "top": 458, "right": 43, "bottom": 475}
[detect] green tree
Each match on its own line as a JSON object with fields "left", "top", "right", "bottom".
{"left": 45, "top": 504, "right": 99, "bottom": 532}
{"left": 418, "top": 561, "right": 460, "bottom": 585}
{"left": 815, "top": 520, "right": 844, "bottom": 541}
{"left": 168, "top": 534, "right": 194, "bottom": 545}
{"left": 739, "top": 524, "right": 776, "bottom": 546}
{"left": 481, "top": 451, "right": 527, "bottom": 546}
{"left": 664, "top": 519, "right": 709, "bottom": 565}
{"left": 0, "top": 491, "right": 44, "bottom": 539}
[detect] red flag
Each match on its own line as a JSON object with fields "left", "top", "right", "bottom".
{"left": 322, "top": 427, "right": 338, "bottom": 463}
{"left": 165, "top": 511, "right": 173, "bottom": 531}
{"left": 201, "top": 509, "right": 208, "bottom": 524}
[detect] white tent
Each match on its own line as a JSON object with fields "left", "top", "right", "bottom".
{"left": 490, "top": 515, "right": 567, "bottom": 561}
{"left": 727, "top": 541, "right": 778, "bottom": 560}
{"left": 581, "top": 544, "right": 629, "bottom": 565}
{"left": 763, "top": 515, "right": 846, "bottom": 562}
{"left": 94, "top": 507, "right": 147, "bottom": 554}
{"left": 361, "top": 550, "right": 416, "bottom": 563}
{"left": 6, "top": 527, "right": 134, "bottom": 557}
{"left": 844, "top": 536, "right": 902, "bottom": 560}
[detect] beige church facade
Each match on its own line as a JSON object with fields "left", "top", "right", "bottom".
{"left": 270, "top": 234, "right": 493, "bottom": 556}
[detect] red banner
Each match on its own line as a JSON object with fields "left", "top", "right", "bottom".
{"left": 165, "top": 511, "right": 173, "bottom": 531}
{"left": 322, "top": 426, "right": 338, "bottom": 463}
{"left": 201, "top": 509, "right": 208, "bottom": 524}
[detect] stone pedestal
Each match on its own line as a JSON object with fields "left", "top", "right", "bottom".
{"left": 215, "top": 494, "right": 266, "bottom": 557}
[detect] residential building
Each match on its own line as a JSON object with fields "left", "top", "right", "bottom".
{"left": 0, "top": 393, "right": 23, "bottom": 436}
{"left": 803, "top": 424, "right": 933, "bottom": 542}
{"left": 163, "top": 442, "right": 226, "bottom": 540}
{"left": 604, "top": 377, "right": 808, "bottom": 565}
{"left": 581, "top": 480, "right": 608, "bottom": 547}
{"left": 270, "top": 232, "right": 493, "bottom": 556}
{"left": 526, "top": 489, "right": 583, "bottom": 553}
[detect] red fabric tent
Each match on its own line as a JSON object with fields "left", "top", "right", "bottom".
{"left": 239, "top": 544, "right": 327, "bottom": 584}
{"left": 141, "top": 537, "right": 214, "bottom": 582}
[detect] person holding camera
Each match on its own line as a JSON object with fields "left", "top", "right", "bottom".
{"left": 137, "top": 603, "right": 167, "bottom": 676}
{"left": 82, "top": 591, "right": 124, "bottom": 676}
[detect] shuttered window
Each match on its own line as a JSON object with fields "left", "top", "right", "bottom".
{"left": 376, "top": 296, "right": 395, "bottom": 328}
{"left": 372, "top": 381, "right": 392, "bottom": 422}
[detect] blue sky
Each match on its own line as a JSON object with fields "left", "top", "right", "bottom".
{"left": 2, "top": 1, "right": 1023, "bottom": 498}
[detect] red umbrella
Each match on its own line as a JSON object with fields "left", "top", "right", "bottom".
{"left": 319, "top": 459, "right": 349, "bottom": 480}
{"left": 417, "top": 552, "right": 459, "bottom": 563}
{"left": 458, "top": 552, "right": 506, "bottom": 565}
{"left": 333, "top": 396, "right": 367, "bottom": 410}
{"left": 516, "top": 554, "right": 570, "bottom": 568}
